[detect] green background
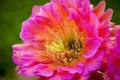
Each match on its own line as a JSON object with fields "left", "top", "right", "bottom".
{"left": 0, "top": 0, "right": 120, "bottom": 80}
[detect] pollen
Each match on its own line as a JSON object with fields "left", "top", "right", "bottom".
{"left": 45, "top": 39, "right": 65, "bottom": 52}
{"left": 44, "top": 19, "right": 86, "bottom": 65}
{"left": 45, "top": 37, "right": 84, "bottom": 65}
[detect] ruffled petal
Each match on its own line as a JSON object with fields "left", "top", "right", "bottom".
{"left": 50, "top": 71, "right": 75, "bottom": 80}
{"left": 34, "top": 64, "right": 54, "bottom": 77}
{"left": 86, "top": 50, "right": 104, "bottom": 71}
{"left": 83, "top": 37, "right": 102, "bottom": 58}
{"left": 59, "top": 63, "right": 84, "bottom": 74}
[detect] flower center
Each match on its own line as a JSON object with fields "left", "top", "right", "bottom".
{"left": 45, "top": 19, "right": 86, "bottom": 65}
{"left": 45, "top": 38, "right": 83, "bottom": 65}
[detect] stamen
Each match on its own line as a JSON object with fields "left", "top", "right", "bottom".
{"left": 45, "top": 37, "right": 83, "bottom": 65}
{"left": 44, "top": 19, "right": 86, "bottom": 65}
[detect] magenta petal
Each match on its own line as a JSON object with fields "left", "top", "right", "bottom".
{"left": 114, "top": 70, "right": 120, "bottom": 80}
{"left": 50, "top": 72, "right": 75, "bottom": 80}
{"left": 80, "top": 75, "right": 90, "bottom": 80}
{"left": 82, "top": 50, "right": 104, "bottom": 78}
{"left": 113, "top": 30, "right": 120, "bottom": 60}
{"left": 84, "top": 21, "right": 98, "bottom": 37}
{"left": 34, "top": 64, "right": 54, "bottom": 77}
{"left": 17, "top": 67, "right": 36, "bottom": 77}
{"left": 12, "top": 44, "right": 40, "bottom": 65}
{"left": 50, "top": 75, "right": 62, "bottom": 80}
{"left": 98, "top": 21, "right": 110, "bottom": 38}
{"left": 32, "top": 5, "right": 47, "bottom": 17}
{"left": 21, "top": 52, "right": 38, "bottom": 66}
{"left": 90, "top": 13, "right": 100, "bottom": 29}
{"left": 12, "top": 44, "right": 25, "bottom": 65}
{"left": 116, "top": 30, "right": 120, "bottom": 47}
{"left": 20, "top": 19, "right": 45, "bottom": 43}
{"left": 86, "top": 50, "right": 104, "bottom": 71}
{"left": 60, "top": 63, "right": 84, "bottom": 74}
{"left": 83, "top": 37, "right": 103, "bottom": 58}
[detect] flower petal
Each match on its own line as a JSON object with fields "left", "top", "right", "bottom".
{"left": 86, "top": 50, "right": 104, "bottom": 71}
{"left": 93, "top": 1, "right": 106, "bottom": 17}
{"left": 98, "top": 21, "right": 110, "bottom": 38}
{"left": 60, "top": 63, "right": 84, "bottom": 74}
{"left": 34, "top": 64, "right": 54, "bottom": 77}
{"left": 83, "top": 37, "right": 103, "bottom": 58}
{"left": 99, "top": 8, "right": 113, "bottom": 22}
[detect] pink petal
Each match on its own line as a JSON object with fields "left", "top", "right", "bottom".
{"left": 90, "top": 12, "right": 100, "bottom": 29}
{"left": 12, "top": 44, "right": 26, "bottom": 65}
{"left": 81, "top": 50, "right": 104, "bottom": 78}
{"left": 51, "top": 0, "right": 67, "bottom": 17}
{"left": 83, "top": 37, "right": 103, "bottom": 58}
{"left": 34, "top": 64, "right": 54, "bottom": 77}
{"left": 12, "top": 44, "right": 47, "bottom": 65}
{"left": 50, "top": 71, "right": 75, "bottom": 80}
{"left": 17, "top": 66, "right": 36, "bottom": 77}
{"left": 98, "top": 21, "right": 110, "bottom": 38}
{"left": 60, "top": 63, "right": 84, "bottom": 74}
{"left": 84, "top": 21, "right": 98, "bottom": 37}
{"left": 86, "top": 50, "right": 104, "bottom": 71}
{"left": 20, "top": 19, "right": 49, "bottom": 43}
{"left": 99, "top": 8, "right": 113, "bottom": 22}
{"left": 93, "top": 1, "right": 106, "bottom": 17}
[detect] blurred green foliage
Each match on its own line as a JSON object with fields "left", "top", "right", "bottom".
{"left": 0, "top": 0, "right": 119, "bottom": 80}
{"left": 0, "top": 0, "right": 49, "bottom": 80}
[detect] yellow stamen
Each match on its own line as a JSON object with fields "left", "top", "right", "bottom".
{"left": 45, "top": 39, "right": 65, "bottom": 52}
{"left": 44, "top": 19, "right": 87, "bottom": 65}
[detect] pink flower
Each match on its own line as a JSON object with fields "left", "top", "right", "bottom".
{"left": 104, "top": 26, "right": 120, "bottom": 80}
{"left": 12, "top": 0, "right": 113, "bottom": 80}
